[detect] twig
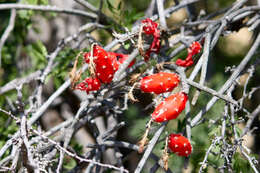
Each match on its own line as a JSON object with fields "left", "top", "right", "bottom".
{"left": 199, "top": 137, "right": 222, "bottom": 173}
{"left": 191, "top": 32, "right": 260, "bottom": 127}
{"left": 239, "top": 145, "right": 259, "bottom": 173}
{"left": 31, "top": 129, "right": 129, "bottom": 173}
{"left": 156, "top": 0, "right": 167, "bottom": 30}
{"left": 152, "top": 0, "right": 199, "bottom": 21}
{"left": 192, "top": 33, "right": 211, "bottom": 105}
{"left": 186, "top": 79, "right": 238, "bottom": 105}
{"left": 164, "top": 64, "right": 238, "bottom": 105}
{"left": 144, "top": 0, "right": 156, "bottom": 18}
{"left": 199, "top": 137, "right": 222, "bottom": 172}
{"left": 0, "top": 3, "right": 97, "bottom": 19}
{"left": 241, "top": 104, "right": 260, "bottom": 137}
{"left": 134, "top": 122, "right": 167, "bottom": 173}
{"left": 28, "top": 79, "right": 71, "bottom": 125}
{"left": 74, "top": 0, "right": 97, "bottom": 12}
{"left": 0, "top": 70, "right": 41, "bottom": 94}
{"left": 20, "top": 114, "right": 39, "bottom": 172}
{"left": 0, "top": 9, "right": 16, "bottom": 67}
{"left": 102, "top": 122, "right": 125, "bottom": 140}
{"left": 56, "top": 100, "right": 89, "bottom": 172}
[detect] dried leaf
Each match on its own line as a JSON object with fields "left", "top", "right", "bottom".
{"left": 129, "top": 73, "right": 141, "bottom": 84}
{"left": 88, "top": 43, "right": 97, "bottom": 77}
{"left": 137, "top": 25, "right": 146, "bottom": 58}
{"left": 128, "top": 83, "right": 139, "bottom": 102}
{"left": 138, "top": 119, "right": 152, "bottom": 153}
{"left": 69, "top": 52, "right": 83, "bottom": 89}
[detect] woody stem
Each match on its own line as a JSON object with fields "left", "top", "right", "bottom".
{"left": 138, "top": 119, "right": 153, "bottom": 153}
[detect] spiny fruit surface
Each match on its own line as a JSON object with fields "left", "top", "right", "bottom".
{"left": 140, "top": 72, "right": 180, "bottom": 94}
{"left": 84, "top": 48, "right": 134, "bottom": 83}
{"left": 78, "top": 45, "right": 135, "bottom": 94}
{"left": 151, "top": 92, "right": 188, "bottom": 122}
{"left": 168, "top": 133, "right": 192, "bottom": 157}
{"left": 75, "top": 77, "right": 101, "bottom": 94}
{"left": 84, "top": 45, "right": 115, "bottom": 83}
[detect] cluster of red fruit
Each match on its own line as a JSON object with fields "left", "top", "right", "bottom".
{"left": 75, "top": 18, "right": 161, "bottom": 93}
{"left": 75, "top": 44, "right": 135, "bottom": 93}
{"left": 74, "top": 18, "right": 203, "bottom": 158}
{"left": 138, "top": 72, "right": 192, "bottom": 157}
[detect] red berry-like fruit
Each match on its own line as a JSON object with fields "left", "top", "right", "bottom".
{"left": 93, "top": 45, "right": 115, "bottom": 83}
{"left": 141, "top": 18, "right": 161, "bottom": 61}
{"left": 75, "top": 77, "right": 101, "bottom": 94}
{"left": 84, "top": 45, "right": 115, "bottom": 83}
{"left": 168, "top": 134, "right": 192, "bottom": 157}
{"left": 108, "top": 52, "right": 135, "bottom": 71}
{"left": 140, "top": 72, "right": 180, "bottom": 94}
{"left": 142, "top": 18, "right": 158, "bottom": 35}
{"left": 151, "top": 92, "right": 188, "bottom": 122}
{"left": 188, "top": 41, "right": 201, "bottom": 55}
{"left": 176, "top": 41, "right": 201, "bottom": 67}
{"left": 175, "top": 54, "right": 194, "bottom": 67}
{"left": 85, "top": 47, "right": 134, "bottom": 83}
{"left": 84, "top": 52, "right": 90, "bottom": 63}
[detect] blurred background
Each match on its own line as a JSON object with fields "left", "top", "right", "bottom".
{"left": 1, "top": 0, "right": 260, "bottom": 172}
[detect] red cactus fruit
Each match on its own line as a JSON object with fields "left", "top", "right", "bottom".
{"left": 175, "top": 54, "right": 194, "bottom": 67}
{"left": 144, "top": 36, "right": 160, "bottom": 61}
{"left": 168, "top": 134, "right": 192, "bottom": 157}
{"left": 75, "top": 77, "right": 101, "bottom": 94}
{"left": 108, "top": 52, "right": 135, "bottom": 71}
{"left": 141, "top": 18, "right": 161, "bottom": 61}
{"left": 188, "top": 41, "right": 202, "bottom": 55}
{"left": 84, "top": 47, "right": 134, "bottom": 82}
{"left": 77, "top": 45, "right": 136, "bottom": 94}
{"left": 106, "top": 52, "right": 120, "bottom": 72}
{"left": 142, "top": 18, "right": 158, "bottom": 35}
{"left": 84, "top": 45, "right": 115, "bottom": 83}
{"left": 94, "top": 45, "right": 116, "bottom": 83}
{"left": 78, "top": 45, "right": 135, "bottom": 93}
{"left": 176, "top": 41, "right": 201, "bottom": 67}
{"left": 84, "top": 52, "right": 90, "bottom": 63}
{"left": 151, "top": 92, "right": 188, "bottom": 122}
{"left": 138, "top": 92, "right": 188, "bottom": 153}
{"left": 140, "top": 72, "right": 180, "bottom": 94}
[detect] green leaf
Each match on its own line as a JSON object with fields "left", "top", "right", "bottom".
{"left": 211, "top": 144, "right": 220, "bottom": 154}
{"left": 208, "top": 126, "right": 221, "bottom": 138}
{"left": 50, "top": 47, "right": 80, "bottom": 88}
{"left": 235, "top": 125, "right": 242, "bottom": 136}
{"left": 123, "top": 42, "right": 130, "bottom": 50}
{"left": 117, "top": 1, "right": 122, "bottom": 10}
{"left": 63, "top": 158, "right": 76, "bottom": 170}
{"left": 26, "top": 40, "right": 47, "bottom": 69}
{"left": 21, "top": 0, "right": 38, "bottom": 4}
{"left": 177, "top": 119, "right": 186, "bottom": 132}
{"left": 233, "top": 153, "right": 251, "bottom": 172}
{"left": 39, "top": 0, "right": 49, "bottom": 5}
{"left": 106, "top": 0, "right": 115, "bottom": 13}
{"left": 18, "top": 0, "right": 38, "bottom": 19}
{"left": 122, "top": 9, "right": 144, "bottom": 28}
